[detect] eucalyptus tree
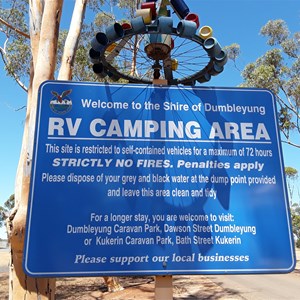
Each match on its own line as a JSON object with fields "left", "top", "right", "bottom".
{"left": 239, "top": 20, "right": 300, "bottom": 148}
{"left": 285, "top": 166, "right": 299, "bottom": 201}
{"left": 290, "top": 202, "right": 300, "bottom": 248}
{"left": 0, "top": 194, "right": 14, "bottom": 230}
{"left": 224, "top": 20, "right": 300, "bottom": 246}
{"left": 0, "top": 0, "right": 135, "bottom": 298}
{"left": 0, "top": 0, "right": 30, "bottom": 92}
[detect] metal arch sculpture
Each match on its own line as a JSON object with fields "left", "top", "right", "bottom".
{"left": 89, "top": 0, "right": 228, "bottom": 85}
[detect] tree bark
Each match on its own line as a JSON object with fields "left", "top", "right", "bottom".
{"left": 8, "top": 1, "right": 123, "bottom": 297}
{"left": 58, "top": 0, "right": 87, "bottom": 81}
{"left": 9, "top": 1, "right": 64, "bottom": 299}
{"left": 29, "top": 0, "right": 44, "bottom": 69}
{"left": 57, "top": 1, "right": 123, "bottom": 292}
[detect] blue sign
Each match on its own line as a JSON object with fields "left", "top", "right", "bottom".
{"left": 24, "top": 81, "right": 295, "bottom": 276}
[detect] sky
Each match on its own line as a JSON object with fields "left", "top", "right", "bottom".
{"left": 0, "top": 0, "right": 300, "bottom": 239}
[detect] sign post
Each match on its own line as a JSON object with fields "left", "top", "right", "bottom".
{"left": 153, "top": 78, "right": 173, "bottom": 300}
{"left": 155, "top": 275, "right": 173, "bottom": 300}
{"left": 24, "top": 81, "right": 295, "bottom": 277}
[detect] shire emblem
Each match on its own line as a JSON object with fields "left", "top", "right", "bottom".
{"left": 49, "top": 89, "right": 73, "bottom": 115}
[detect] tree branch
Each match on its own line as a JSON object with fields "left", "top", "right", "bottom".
{"left": 58, "top": 0, "right": 88, "bottom": 80}
{"left": 0, "top": 16, "right": 30, "bottom": 39}
{"left": 282, "top": 139, "right": 300, "bottom": 148}
{"left": 279, "top": 84, "right": 300, "bottom": 119}
{"left": 0, "top": 47, "right": 28, "bottom": 92}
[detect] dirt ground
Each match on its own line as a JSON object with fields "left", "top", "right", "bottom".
{"left": 0, "top": 273, "right": 242, "bottom": 300}
{"left": 0, "top": 250, "right": 241, "bottom": 299}
{"left": 0, "top": 250, "right": 299, "bottom": 299}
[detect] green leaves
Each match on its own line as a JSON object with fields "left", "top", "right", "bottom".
{"left": 94, "top": 12, "right": 115, "bottom": 29}
{"left": 241, "top": 63, "right": 280, "bottom": 94}
{"left": 0, "top": 194, "right": 14, "bottom": 228}
{"left": 290, "top": 202, "right": 300, "bottom": 247}
{"left": 239, "top": 19, "right": 300, "bottom": 147}
{"left": 5, "top": 38, "right": 31, "bottom": 80}
{"left": 285, "top": 167, "right": 298, "bottom": 179}
{"left": 260, "top": 19, "right": 289, "bottom": 46}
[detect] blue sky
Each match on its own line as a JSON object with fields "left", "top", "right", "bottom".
{"left": 0, "top": 0, "right": 300, "bottom": 238}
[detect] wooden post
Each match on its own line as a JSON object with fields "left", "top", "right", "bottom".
{"left": 155, "top": 275, "right": 173, "bottom": 300}
{"left": 153, "top": 79, "right": 168, "bottom": 85}
{"left": 152, "top": 79, "right": 173, "bottom": 300}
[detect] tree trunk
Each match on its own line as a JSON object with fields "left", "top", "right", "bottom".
{"left": 58, "top": 0, "right": 87, "bottom": 81}
{"left": 8, "top": 1, "right": 123, "bottom": 297}
{"left": 8, "top": 1, "right": 64, "bottom": 299}
{"left": 57, "top": 1, "right": 123, "bottom": 292}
